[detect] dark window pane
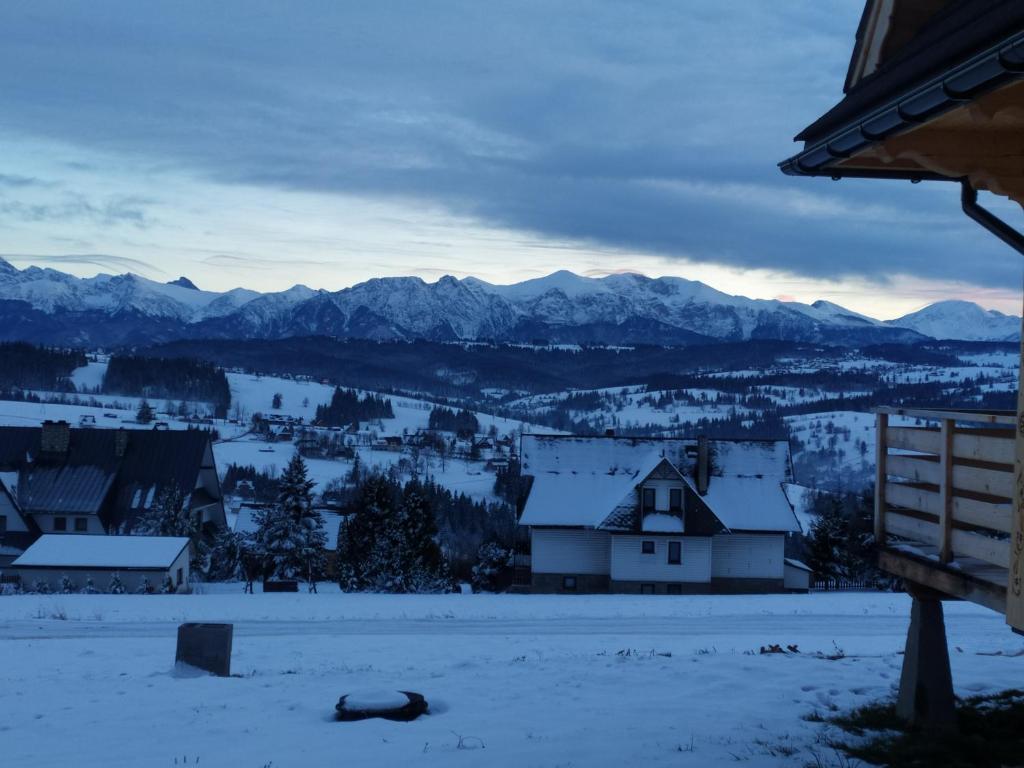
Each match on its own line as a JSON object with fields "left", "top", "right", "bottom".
{"left": 562, "top": 576, "right": 577, "bottom": 591}
{"left": 668, "top": 541, "right": 681, "bottom": 565}
{"left": 670, "top": 488, "right": 682, "bottom": 512}
{"left": 641, "top": 583, "right": 655, "bottom": 595}
{"left": 74, "top": 517, "right": 88, "bottom": 532}
{"left": 642, "top": 488, "right": 655, "bottom": 512}
{"left": 54, "top": 517, "right": 67, "bottom": 531}
{"left": 641, "top": 540, "right": 655, "bottom": 554}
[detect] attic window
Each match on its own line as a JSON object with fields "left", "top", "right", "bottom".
{"left": 642, "top": 488, "right": 655, "bottom": 513}
{"left": 670, "top": 488, "right": 682, "bottom": 513}
{"left": 641, "top": 540, "right": 655, "bottom": 555}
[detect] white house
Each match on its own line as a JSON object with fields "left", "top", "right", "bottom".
{"left": 11, "top": 534, "right": 191, "bottom": 593}
{"left": 518, "top": 434, "right": 803, "bottom": 594}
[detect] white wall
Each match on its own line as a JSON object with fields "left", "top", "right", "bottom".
{"left": 0, "top": 492, "right": 28, "bottom": 532}
{"left": 784, "top": 562, "right": 811, "bottom": 590}
{"left": 711, "top": 534, "right": 784, "bottom": 579}
{"left": 531, "top": 529, "right": 610, "bottom": 575}
{"left": 610, "top": 536, "right": 711, "bottom": 583}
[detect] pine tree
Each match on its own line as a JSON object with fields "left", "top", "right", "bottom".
{"left": 254, "top": 453, "right": 325, "bottom": 580}
{"left": 471, "top": 542, "right": 512, "bottom": 592}
{"left": 136, "top": 399, "right": 154, "bottom": 424}
{"left": 135, "top": 486, "right": 198, "bottom": 538}
{"left": 60, "top": 574, "right": 77, "bottom": 594}
{"left": 81, "top": 577, "right": 99, "bottom": 594}
{"left": 108, "top": 572, "right": 126, "bottom": 594}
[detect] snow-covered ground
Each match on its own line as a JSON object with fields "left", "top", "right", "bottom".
{"left": 0, "top": 591, "right": 1018, "bottom": 767}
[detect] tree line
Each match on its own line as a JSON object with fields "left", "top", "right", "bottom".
{"left": 104, "top": 354, "right": 231, "bottom": 417}
{"left": 315, "top": 387, "right": 394, "bottom": 426}
{"left": 0, "top": 342, "right": 85, "bottom": 391}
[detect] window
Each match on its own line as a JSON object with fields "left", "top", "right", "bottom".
{"left": 640, "top": 583, "right": 656, "bottom": 595}
{"left": 669, "top": 488, "right": 682, "bottom": 513}
{"left": 668, "top": 541, "right": 682, "bottom": 565}
{"left": 666, "top": 583, "right": 682, "bottom": 595}
{"left": 74, "top": 517, "right": 88, "bottom": 532}
{"left": 641, "top": 540, "right": 655, "bottom": 555}
{"left": 562, "top": 575, "right": 577, "bottom": 591}
{"left": 642, "top": 487, "right": 655, "bottom": 513}
{"left": 176, "top": 568, "right": 184, "bottom": 587}
{"left": 54, "top": 517, "right": 67, "bottom": 532}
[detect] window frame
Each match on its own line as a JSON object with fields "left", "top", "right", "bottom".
{"left": 669, "top": 487, "right": 683, "bottom": 513}
{"left": 641, "top": 540, "right": 655, "bottom": 555}
{"left": 562, "top": 575, "right": 577, "bottom": 591}
{"left": 641, "top": 487, "right": 656, "bottom": 513}
{"left": 74, "top": 517, "right": 88, "bottom": 532}
{"left": 668, "top": 540, "right": 682, "bottom": 565}
{"left": 53, "top": 516, "right": 67, "bottom": 532}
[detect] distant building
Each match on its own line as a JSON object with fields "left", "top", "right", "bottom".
{"left": 11, "top": 534, "right": 191, "bottom": 593}
{"left": 232, "top": 503, "right": 344, "bottom": 577}
{"left": 0, "top": 480, "right": 37, "bottom": 568}
{"left": 0, "top": 421, "right": 225, "bottom": 545}
{"left": 518, "top": 434, "right": 802, "bottom": 594}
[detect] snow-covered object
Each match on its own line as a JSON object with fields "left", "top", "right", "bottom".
{"left": 519, "top": 435, "right": 800, "bottom": 533}
{"left": 12, "top": 534, "right": 189, "bottom": 568}
{"left": 0, "top": 258, "right": 959, "bottom": 345}
{"left": 641, "top": 513, "right": 684, "bottom": 532}
{"left": 885, "top": 300, "right": 1021, "bottom": 341}
{"left": 335, "top": 690, "right": 429, "bottom": 722}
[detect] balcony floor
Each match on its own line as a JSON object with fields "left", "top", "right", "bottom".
{"left": 879, "top": 544, "right": 1007, "bottom": 614}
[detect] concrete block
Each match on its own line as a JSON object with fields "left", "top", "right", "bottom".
{"left": 896, "top": 596, "right": 956, "bottom": 729}
{"left": 176, "top": 622, "right": 233, "bottom": 677}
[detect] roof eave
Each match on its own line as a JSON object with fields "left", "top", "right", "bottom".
{"left": 781, "top": 31, "right": 1024, "bottom": 180}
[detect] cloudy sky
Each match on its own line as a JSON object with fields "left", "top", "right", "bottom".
{"left": 1, "top": 1, "right": 1021, "bottom": 318}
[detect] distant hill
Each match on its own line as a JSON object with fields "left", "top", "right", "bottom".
{"left": 885, "top": 300, "right": 1020, "bottom": 341}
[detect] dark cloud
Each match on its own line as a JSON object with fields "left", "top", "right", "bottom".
{"left": 0, "top": 1, "right": 1018, "bottom": 288}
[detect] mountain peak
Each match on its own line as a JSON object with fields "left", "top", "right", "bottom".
{"left": 167, "top": 276, "right": 199, "bottom": 290}
{"left": 0, "top": 256, "right": 19, "bottom": 277}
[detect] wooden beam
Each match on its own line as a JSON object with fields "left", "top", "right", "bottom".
{"left": 887, "top": 425, "right": 940, "bottom": 455}
{"left": 879, "top": 549, "right": 1005, "bottom": 615}
{"left": 938, "top": 420, "right": 954, "bottom": 563}
{"left": 875, "top": 411, "right": 889, "bottom": 544}
{"left": 1008, "top": 307, "right": 1024, "bottom": 631}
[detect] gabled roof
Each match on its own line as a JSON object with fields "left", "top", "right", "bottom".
{"left": 12, "top": 534, "right": 189, "bottom": 569}
{"left": 519, "top": 435, "right": 800, "bottom": 533}
{"left": 0, "top": 426, "right": 217, "bottom": 531}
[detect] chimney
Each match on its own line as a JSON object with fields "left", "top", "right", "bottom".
{"left": 114, "top": 428, "right": 129, "bottom": 458}
{"left": 696, "top": 435, "right": 709, "bottom": 495}
{"left": 604, "top": 428, "right": 615, "bottom": 437}
{"left": 40, "top": 420, "right": 71, "bottom": 454}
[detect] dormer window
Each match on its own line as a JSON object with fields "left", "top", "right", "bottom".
{"left": 642, "top": 487, "right": 655, "bottom": 514}
{"left": 670, "top": 488, "right": 682, "bottom": 513}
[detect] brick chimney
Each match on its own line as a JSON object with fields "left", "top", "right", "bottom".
{"left": 696, "top": 435, "right": 709, "bottom": 495}
{"left": 40, "top": 420, "right": 71, "bottom": 454}
{"left": 114, "top": 428, "right": 129, "bottom": 458}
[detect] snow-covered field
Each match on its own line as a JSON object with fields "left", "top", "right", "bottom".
{"left": 1, "top": 591, "right": 1017, "bottom": 767}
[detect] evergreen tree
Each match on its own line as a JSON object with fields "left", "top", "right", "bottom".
{"left": 254, "top": 453, "right": 326, "bottom": 580}
{"left": 108, "top": 572, "right": 126, "bottom": 595}
{"left": 135, "top": 487, "right": 198, "bottom": 538}
{"left": 59, "top": 574, "right": 77, "bottom": 594}
{"left": 471, "top": 541, "right": 512, "bottom": 592}
{"left": 206, "top": 529, "right": 248, "bottom": 581}
{"left": 136, "top": 399, "right": 155, "bottom": 424}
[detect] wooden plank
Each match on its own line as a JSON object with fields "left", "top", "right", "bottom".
{"left": 878, "top": 549, "right": 1005, "bottom": 615}
{"left": 887, "top": 455, "right": 1014, "bottom": 499}
{"left": 951, "top": 529, "right": 1010, "bottom": 569}
{"left": 875, "top": 406, "right": 1015, "bottom": 426}
{"left": 887, "top": 426, "right": 941, "bottom": 455}
{"left": 952, "top": 463, "right": 1014, "bottom": 499}
{"left": 886, "top": 482, "right": 940, "bottom": 517}
{"left": 886, "top": 510, "right": 939, "bottom": 544}
{"left": 887, "top": 454, "right": 939, "bottom": 484}
{"left": 953, "top": 431, "right": 1015, "bottom": 465}
{"left": 938, "top": 420, "right": 954, "bottom": 563}
{"left": 875, "top": 412, "right": 888, "bottom": 544}
{"left": 1008, "top": 309, "right": 1024, "bottom": 631}
{"left": 953, "top": 497, "right": 1013, "bottom": 534}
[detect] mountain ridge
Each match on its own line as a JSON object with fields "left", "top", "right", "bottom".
{"left": 0, "top": 257, "right": 1014, "bottom": 347}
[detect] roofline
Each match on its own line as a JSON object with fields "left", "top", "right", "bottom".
{"left": 13, "top": 563, "right": 183, "bottom": 571}
{"left": 780, "top": 30, "right": 1024, "bottom": 179}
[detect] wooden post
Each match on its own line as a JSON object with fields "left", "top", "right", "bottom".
{"left": 1008, "top": 307, "right": 1024, "bottom": 631}
{"left": 897, "top": 583, "right": 956, "bottom": 730}
{"left": 938, "top": 419, "right": 954, "bottom": 564}
{"left": 875, "top": 411, "right": 889, "bottom": 545}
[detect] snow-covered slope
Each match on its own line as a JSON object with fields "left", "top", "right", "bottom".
{"left": 886, "top": 300, "right": 1020, "bottom": 341}
{"left": 0, "top": 257, "right": 1011, "bottom": 346}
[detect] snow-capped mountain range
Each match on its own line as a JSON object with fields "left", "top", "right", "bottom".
{"left": 0, "top": 258, "right": 1016, "bottom": 347}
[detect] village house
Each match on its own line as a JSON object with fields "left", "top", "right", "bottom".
{"left": 517, "top": 434, "right": 805, "bottom": 594}
{"left": 0, "top": 421, "right": 225, "bottom": 559}
{"left": 11, "top": 534, "right": 191, "bottom": 593}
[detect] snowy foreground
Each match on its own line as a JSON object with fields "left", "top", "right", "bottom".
{"left": 1, "top": 591, "right": 1020, "bottom": 767}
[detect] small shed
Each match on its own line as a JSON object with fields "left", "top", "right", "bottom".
{"left": 12, "top": 534, "right": 191, "bottom": 593}
{"left": 783, "top": 558, "right": 812, "bottom": 592}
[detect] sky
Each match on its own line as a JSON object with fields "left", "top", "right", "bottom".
{"left": 1, "top": 0, "right": 1022, "bottom": 320}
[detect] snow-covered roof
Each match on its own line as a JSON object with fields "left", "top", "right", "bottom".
{"left": 13, "top": 535, "right": 189, "bottom": 569}
{"left": 519, "top": 435, "right": 799, "bottom": 533}
{"left": 781, "top": 483, "right": 818, "bottom": 534}
{"left": 642, "top": 513, "right": 684, "bottom": 532}
{"left": 519, "top": 436, "right": 674, "bottom": 527}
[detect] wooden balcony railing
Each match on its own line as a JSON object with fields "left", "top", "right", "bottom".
{"left": 874, "top": 406, "right": 1015, "bottom": 610}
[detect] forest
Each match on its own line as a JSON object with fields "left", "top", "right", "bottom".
{"left": 102, "top": 354, "right": 232, "bottom": 417}
{"left": 0, "top": 342, "right": 85, "bottom": 391}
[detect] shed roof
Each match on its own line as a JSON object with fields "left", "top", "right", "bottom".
{"left": 13, "top": 534, "right": 189, "bottom": 569}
